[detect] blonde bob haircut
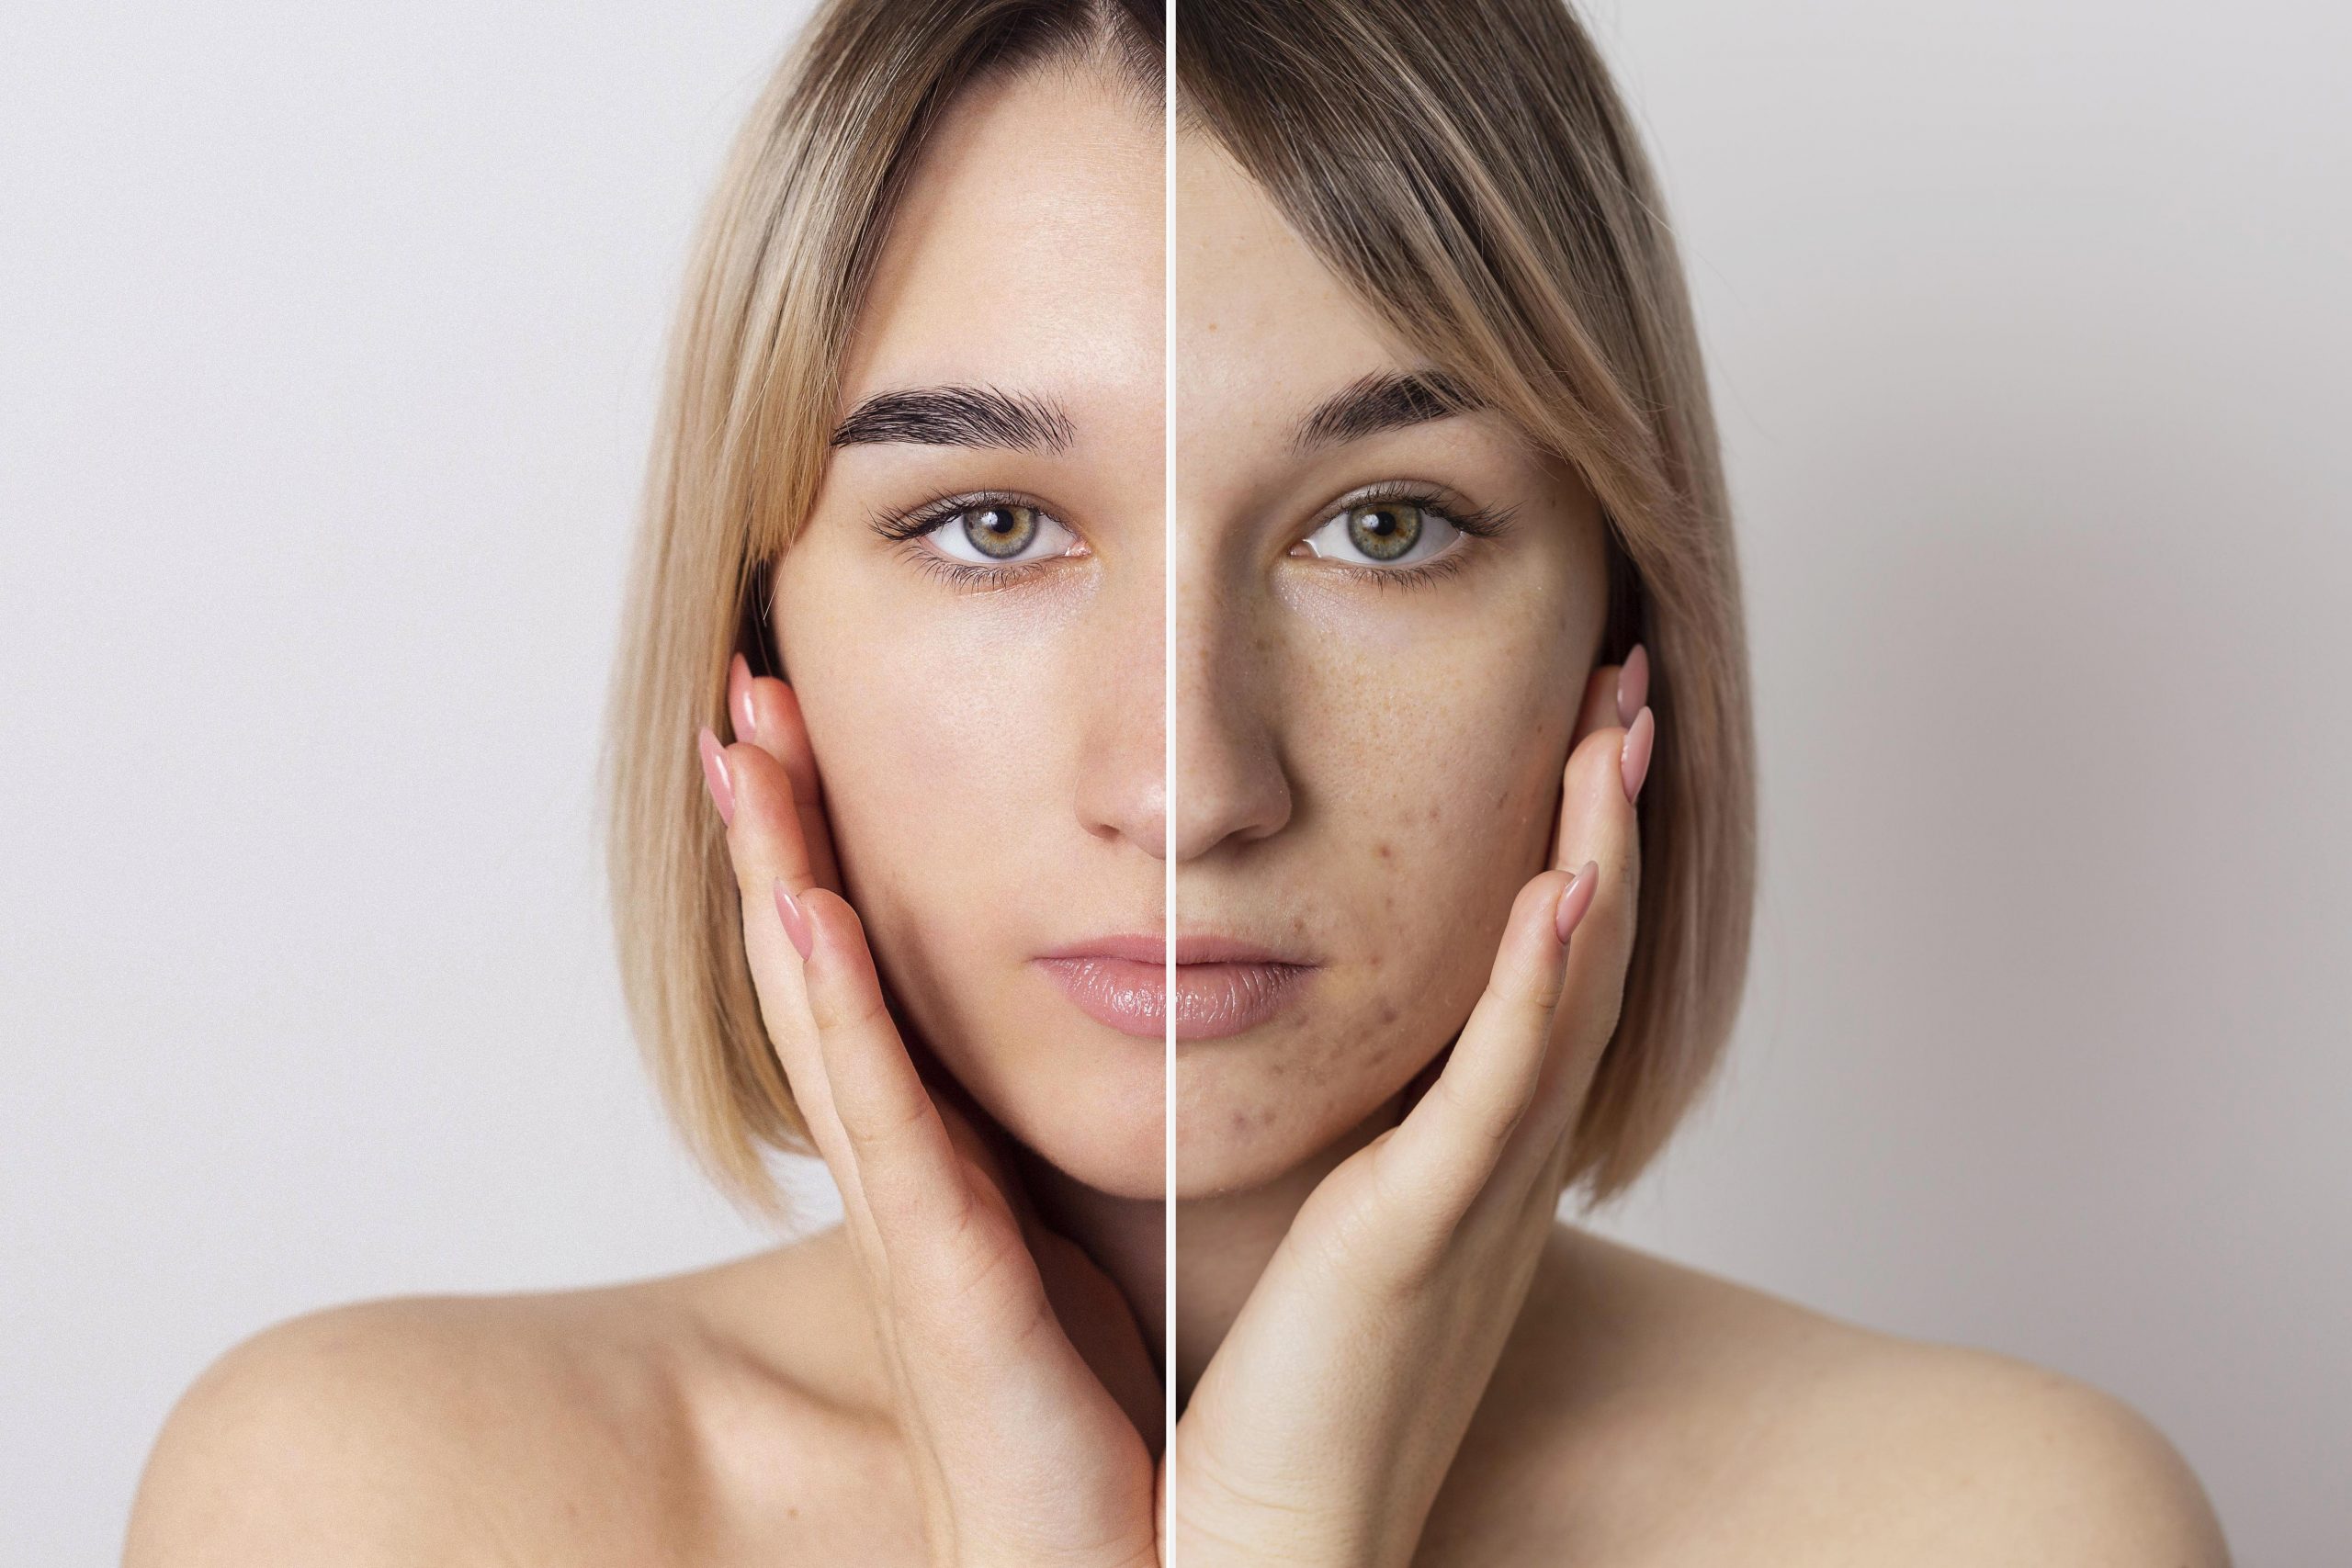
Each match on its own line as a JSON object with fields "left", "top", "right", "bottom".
{"left": 607, "top": 0, "right": 1752, "bottom": 1217}
{"left": 1177, "top": 0, "right": 1758, "bottom": 1207}
{"left": 604, "top": 0, "right": 1162, "bottom": 1214}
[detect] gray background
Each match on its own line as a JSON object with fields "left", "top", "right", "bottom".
{"left": 2, "top": 1, "right": 2343, "bottom": 1561}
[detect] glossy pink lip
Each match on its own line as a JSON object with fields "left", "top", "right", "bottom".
{"left": 1035, "top": 934, "right": 1317, "bottom": 1041}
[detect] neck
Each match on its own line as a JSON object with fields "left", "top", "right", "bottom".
{"left": 1169, "top": 1094, "right": 1401, "bottom": 1405}
{"left": 1014, "top": 1093, "right": 1406, "bottom": 1409}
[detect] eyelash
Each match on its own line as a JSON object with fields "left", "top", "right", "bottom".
{"left": 867, "top": 489, "right": 1080, "bottom": 592}
{"left": 1305, "top": 482, "right": 1517, "bottom": 591}
{"left": 865, "top": 482, "right": 1513, "bottom": 593}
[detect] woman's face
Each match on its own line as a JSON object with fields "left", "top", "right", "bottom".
{"left": 771, "top": 62, "right": 1166, "bottom": 1198}
{"left": 1171, "top": 135, "right": 1610, "bottom": 1197}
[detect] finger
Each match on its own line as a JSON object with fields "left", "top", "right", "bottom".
{"left": 1375, "top": 864, "right": 1579, "bottom": 1224}
{"left": 789, "top": 888, "right": 1104, "bottom": 1461}
{"left": 1508, "top": 710, "right": 1649, "bottom": 1178}
{"left": 729, "top": 653, "right": 842, "bottom": 894}
{"left": 1550, "top": 643, "right": 1644, "bottom": 863}
{"left": 1570, "top": 662, "right": 1620, "bottom": 753}
{"left": 702, "top": 728, "right": 847, "bottom": 1168}
{"left": 794, "top": 887, "right": 985, "bottom": 1271}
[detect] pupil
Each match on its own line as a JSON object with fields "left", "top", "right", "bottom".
{"left": 1347, "top": 501, "right": 1421, "bottom": 561}
{"left": 964, "top": 503, "right": 1037, "bottom": 559}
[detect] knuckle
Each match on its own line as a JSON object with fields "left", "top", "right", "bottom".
{"left": 1440, "top": 1069, "right": 1526, "bottom": 1154}
{"left": 839, "top": 1075, "right": 931, "bottom": 1159}
{"left": 1589, "top": 859, "right": 1641, "bottom": 955}
{"left": 1521, "top": 956, "right": 1570, "bottom": 1017}
{"left": 808, "top": 972, "right": 891, "bottom": 1037}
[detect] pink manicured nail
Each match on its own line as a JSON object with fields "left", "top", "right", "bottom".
{"left": 729, "top": 653, "right": 759, "bottom": 744}
{"left": 1616, "top": 643, "right": 1649, "bottom": 728}
{"left": 1555, "top": 859, "right": 1600, "bottom": 943}
{"left": 774, "top": 879, "right": 812, "bottom": 959}
{"left": 1621, "top": 705, "right": 1654, "bottom": 806}
{"left": 696, "top": 727, "right": 735, "bottom": 827}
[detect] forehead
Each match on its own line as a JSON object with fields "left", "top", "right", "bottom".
{"left": 839, "top": 61, "right": 1163, "bottom": 410}
{"left": 1175, "top": 134, "right": 1406, "bottom": 423}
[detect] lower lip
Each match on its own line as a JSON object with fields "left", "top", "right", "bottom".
{"left": 1035, "top": 956, "right": 1311, "bottom": 1041}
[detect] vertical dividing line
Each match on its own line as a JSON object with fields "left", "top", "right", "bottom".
{"left": 1161, "top": 0, "right": 1180, "bottom": 1557}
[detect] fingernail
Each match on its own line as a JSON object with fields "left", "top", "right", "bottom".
{"left": 1616, "top": 643, "right": 1649, "bottom": 728}
{"left": 774, "top": 879, "right": 812, "bottom": 959}
{"left": 1621, "top": 705, "right": 1654, "bottom": 807}
{"left": 1555, "top": 859, "right": 1600, "bottom": 944}
{"left": 729, "top": 653, "right": 758, "bottom": 743}
{"left": 696, "top": 726, "right": 734, "bottom": 827}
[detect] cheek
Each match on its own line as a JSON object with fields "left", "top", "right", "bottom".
{"left": 1285, "top": 599, "right": 1578, "bottom": 1064}
{"left": 1295, "top": 610, "right": 1573, "bottom": 888}
{"left": 776, "top": 581, "right": 1065, "bottom": 964}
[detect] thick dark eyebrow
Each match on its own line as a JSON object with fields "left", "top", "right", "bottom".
{"left": 1292, "top": 369, "right": 1479, "bottom": 450}
{"left": 829, "top": 384, "right": 1075, "bottom": 453}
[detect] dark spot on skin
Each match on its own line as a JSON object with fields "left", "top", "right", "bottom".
{"left": 1226, "top": 1101, "right": 1275, "bottom": 1135}
{"left": 1374, "top": 840, "right": 1393, "bottom": 861}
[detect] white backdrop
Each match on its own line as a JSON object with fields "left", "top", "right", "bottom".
{"left": 3, "top": 1, "right": 2344, "bottom": 1561}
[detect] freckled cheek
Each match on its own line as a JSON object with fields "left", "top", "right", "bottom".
{"left": 1285, "top": 626, "right": 1574, "bottom": 1066}
{"left": 1290, "top": 634, "right": 1567, "bottom": 885}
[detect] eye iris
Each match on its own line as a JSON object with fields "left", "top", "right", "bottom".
{"left": 1346, "top": 502, "right": 1422, "bottom": 562}
{"left": 963, "top": 504, "right": 1037, "bottom": 560}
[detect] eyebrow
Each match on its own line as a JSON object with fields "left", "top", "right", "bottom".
{"left": 1292, "top": 368, "right": 1479, "bottom": 450}
{"left": 829, "top": 384, "right": 1076, "bottom": 453}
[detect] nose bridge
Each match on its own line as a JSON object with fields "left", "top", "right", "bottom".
{"left": 1071, "top": 560, "right": 1170, "bottom": 859}
{"left": 1171, "top": 561, "right": 1293, "bottom": 862}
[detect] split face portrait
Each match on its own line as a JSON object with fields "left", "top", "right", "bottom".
{"left": 605, "top": 0, "right": 1744, "bottom": 1542}
{"left": 118, "top": 2, "right": 2234, "bottom": 1563}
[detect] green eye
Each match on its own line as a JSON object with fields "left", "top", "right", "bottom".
{"left": 1345, "top": 502, "right": 1422, "bottom": 561}
{"left": 962, "top": 504, "right": 1039, "bottom": 559}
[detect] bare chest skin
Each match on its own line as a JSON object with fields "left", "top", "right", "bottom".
{"left": 582, "top": 1226, "right": 1870, "bottom": 1566}
{"left": 341, "top": 1224, "right": 2205, "bottom": 1567}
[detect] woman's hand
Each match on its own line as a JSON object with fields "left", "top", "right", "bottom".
{"left": 1168, "top": 651, "right": 1656, "bottom": 1568}
{"left": 703, "top": 655, "right": 1164, "bottom": 1568}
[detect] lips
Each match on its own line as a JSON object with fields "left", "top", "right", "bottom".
{"left": 1034, "top": 934, "right": 1314, "bottom": 1041}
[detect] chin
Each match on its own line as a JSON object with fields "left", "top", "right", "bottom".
{"left": 1006, "top": 1087, "right": 1169, "bottom": 1201}
{"left": 958, "top": 1021, "right": 1171, "bottom": 1202}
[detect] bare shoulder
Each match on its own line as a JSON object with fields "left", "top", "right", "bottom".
{"left": 1447, "top": 1227, "right": 2231, "bottom": 1566}
{"left": 124, "top": 1229, "right": 913, "bottom": 1567}
{"left": 1778, "top": 1332, "right": 2233, "bottom": 1565}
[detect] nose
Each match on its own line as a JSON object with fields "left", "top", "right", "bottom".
{"left": 1170, "top": 573, "right": 1292, "bottom": 861}
{"left": 1073, "top": 570, "right": 1172, "bottom": 859}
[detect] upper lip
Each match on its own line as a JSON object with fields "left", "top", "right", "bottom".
{"left": 1035, "top": 933, "right": 1317, "bottom": 965}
